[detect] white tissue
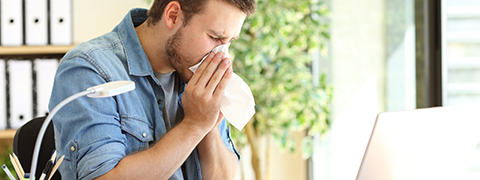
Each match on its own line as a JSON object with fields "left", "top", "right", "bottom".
{"left": 189, "top": 44, "right": 230, "bottom": 72}
{"left": 189, "top": 44, "right": 255, "bottom": 130}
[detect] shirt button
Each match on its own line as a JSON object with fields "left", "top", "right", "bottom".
{"left": 157, "top": 99, "right": 161, "bottom": 105}
{"left": 70, "top": 146, "right": 75, "bottom": 152}
{"left": 142, "top": 132, "right": 147, "bottom": 137}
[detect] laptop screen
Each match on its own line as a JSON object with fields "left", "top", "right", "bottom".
{"left": 356, "top": 105, "right": 480, "bottom": 180}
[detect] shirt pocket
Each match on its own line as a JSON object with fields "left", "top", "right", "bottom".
{"left": 120, "top": 115, "right": 154, "bottom": 155}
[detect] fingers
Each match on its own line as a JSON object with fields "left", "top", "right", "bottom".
{"left": 211, "top": 63, "right": 232, "bottom": 98}
{"left": 196, "top": 52, "right": 227, "bottom": 87}
{"left": 187, "top": 51, "right": 232, "bottom": 104}
{"left": 189, "top": 52, "right": 214, "bottom": 85}
{"left": 205, "top": 56, "right": 231, "bottom": 94}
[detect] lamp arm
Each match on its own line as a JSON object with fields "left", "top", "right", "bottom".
{"left": 29, "top": 89, "right": 95, "bottom": 179}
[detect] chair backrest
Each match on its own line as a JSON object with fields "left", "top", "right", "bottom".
{"left": 13, "top": 116, "right": 61, "bottom": 180}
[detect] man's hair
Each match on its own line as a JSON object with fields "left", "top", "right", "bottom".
{"left": 147, "top": 0, "right": 256, "bottom": 26}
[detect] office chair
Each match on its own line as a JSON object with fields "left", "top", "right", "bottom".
{"left": 13, "top": 116, "right": 61, "bottom": 180}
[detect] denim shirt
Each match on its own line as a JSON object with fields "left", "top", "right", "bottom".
{"left": 49, "top": 8, "right": 240, "bottom": 180}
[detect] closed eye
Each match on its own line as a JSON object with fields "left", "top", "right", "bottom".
{"left": 209, "top": 34, "right": 236, "bottom": 44}
{"left": 209, "top": 35, "right": 220, "bottom": 41}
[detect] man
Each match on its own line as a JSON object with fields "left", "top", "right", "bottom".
{"left": 49, "top": 0, "right": 256, "bottom": 179}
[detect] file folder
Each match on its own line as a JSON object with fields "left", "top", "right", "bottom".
{"left": 34, "top": 59, "right": 58, "bottom": 117}
{"left": 0, "top": 0, "right": 23, "bottom": 46}
{"left": 25, "top": 0, "right": 48, "bottom": 46}
{"left": 8, "top": 60, "right": 33, "bottom": 129}
{"left": 50, "top": 0, "right": 72, "bottom": 45}
{"left": 0, "top": 60, "right": 6, "bottom": 130}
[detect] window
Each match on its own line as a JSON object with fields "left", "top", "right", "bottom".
{"left": 443, "top": 0, "right": 480, "bottom": 106}
{"left": 443, "top": 0, "right": 480, "bottom": 179}
{"left": 312, "top": 0, "right": 416, "bottom": 179}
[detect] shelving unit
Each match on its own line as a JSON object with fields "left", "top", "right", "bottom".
{"left": 0, "top": 45, "right": 76, "bottom": 140}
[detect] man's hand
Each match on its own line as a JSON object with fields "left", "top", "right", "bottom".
{"left": 182, "top": 52, "right": 233, "bottom": 132}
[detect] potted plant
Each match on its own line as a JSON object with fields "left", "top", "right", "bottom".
{"left": 229, "top": 0, "right": 332, "bottom": 179}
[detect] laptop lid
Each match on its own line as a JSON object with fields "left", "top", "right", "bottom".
{"left": 356, "top": 105, "right": 480, "bottom": 180}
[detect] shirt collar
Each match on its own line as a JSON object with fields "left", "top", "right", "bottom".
{"left": 115, "top": 8, "right": 187, "bottom": 90}
{"left": 115, "top": 8, "right": 153, "bottom": 77}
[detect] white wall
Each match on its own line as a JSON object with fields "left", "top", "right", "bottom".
{"left": 72, "top": 0, "right": 151, "bottom": 43}
{"left": 313, "top": 0, "right": 387, "bottom": 179}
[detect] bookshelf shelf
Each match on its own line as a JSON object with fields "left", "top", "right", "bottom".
{"left": 0, "top": 45, "right": 76, "bottom": 56}
{"left": 0, "top": 129, "right": 16, "bottom": 139}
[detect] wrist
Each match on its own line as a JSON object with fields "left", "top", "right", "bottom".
{"left": 200, "top": 125, "right": 221, "bottom": 146}
{"left": 181, "top": 117, "right": 210, "bottom": 138}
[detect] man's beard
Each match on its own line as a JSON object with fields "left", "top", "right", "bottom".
{"left": 165, "top": 28, "right": 191, "bottom": 82}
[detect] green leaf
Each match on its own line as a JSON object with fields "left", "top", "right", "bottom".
{"left": 228, "top": 0, "right": 333, "bottom": 158}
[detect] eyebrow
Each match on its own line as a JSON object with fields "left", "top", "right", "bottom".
{"left": 208, "top": 29, "right": 239, "bottom": 41}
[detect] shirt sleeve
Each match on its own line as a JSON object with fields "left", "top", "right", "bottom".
{"left": 218, "top": 119, "right": 241, "bottom": 161}
{"left": 49, "top": 56, "right": 127, "bottom": 180}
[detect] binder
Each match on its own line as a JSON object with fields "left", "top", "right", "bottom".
{"left": 0, "top": 0, "right": 23, "bottom": 46}
{"left": 25, "top": 0, "right": 48, "bottom": 46}
{"left": 0, "top": 60, "right": 6, "bottom": 130}
{"left": 8, "top": 60, "right": 33, "bottom": 129}
{"left": 50, "top": 0, "right": 72, "bottom": 45}
{"left": 34, "top": 59, "right": 58, "bottom": 117}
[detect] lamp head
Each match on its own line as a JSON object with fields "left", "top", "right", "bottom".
{"left": 87, "top": 81, "right": 135, "bottom": 98}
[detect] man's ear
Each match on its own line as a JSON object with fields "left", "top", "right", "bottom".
{"left": 164, "top": 1, "right": 183, "bottom": 29}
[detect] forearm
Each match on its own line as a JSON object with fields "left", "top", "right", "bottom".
{"left": 197, "top": 126, "right": 239, "bottom": 180}
{"left": 95, "top": 120, "right": 207, "bottom": 179}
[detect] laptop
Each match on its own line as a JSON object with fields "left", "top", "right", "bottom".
{"left": 356, "top": 105, "right": 480, "bottom": 180}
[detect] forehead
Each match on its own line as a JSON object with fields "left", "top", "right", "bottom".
{"left": 188, "top": 0, "right": 246, "bottom": 37}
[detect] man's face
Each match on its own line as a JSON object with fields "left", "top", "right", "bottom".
{"left": 165, "top": 0, "right": 246, "bottom": 82}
